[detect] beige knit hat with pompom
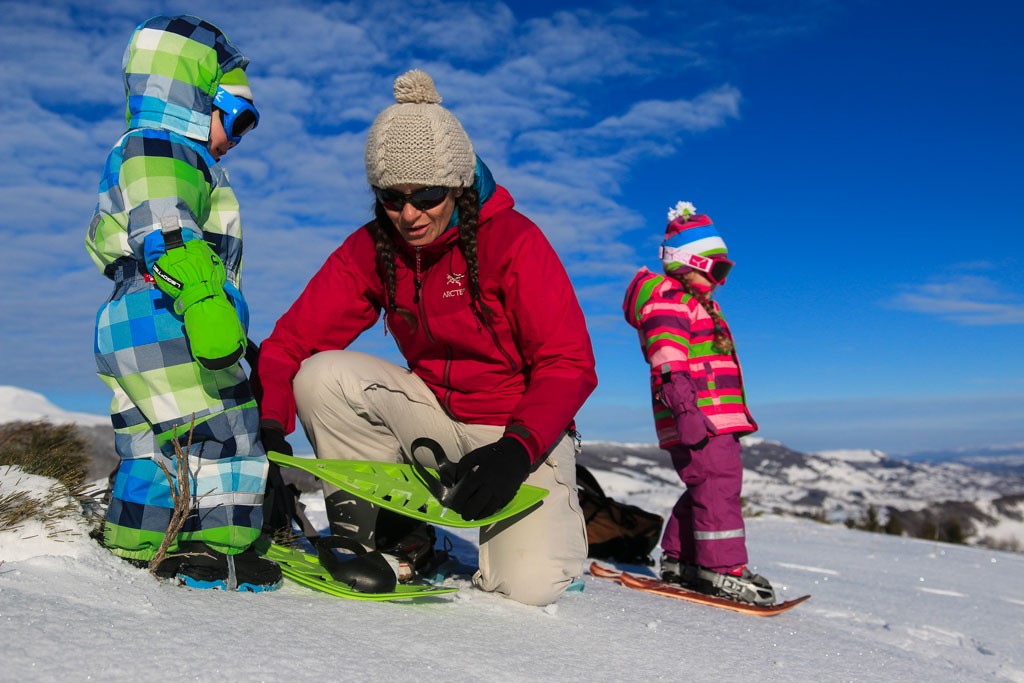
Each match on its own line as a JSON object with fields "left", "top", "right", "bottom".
{"left": 365, "top": 69, "right": 476, "bottom": 189}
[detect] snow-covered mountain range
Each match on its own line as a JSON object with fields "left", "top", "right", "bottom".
{"left": 581, "top": 439, "right": 1024, "bottom": 552}
{"left": 4, "top": 385, "right": 1023, "bottom": 551}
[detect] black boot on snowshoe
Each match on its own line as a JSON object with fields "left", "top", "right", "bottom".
{"left": 326, "top": 551, "right": 402, "bottom": 593}
{"left": 696, "top": 565, "right": 776, "bottom": 606}
{"left": 382, "top": 522, "right": 442, "bottom": 580}
{"left": 316, "top": 536, "right": 398, "bottom": 593}
{"left": 317, "top": 524, "right": 441, "bottom": 593}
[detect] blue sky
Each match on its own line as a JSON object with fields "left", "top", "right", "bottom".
{"left": 1, "top": 0, "right": 1021, "bottom": 455}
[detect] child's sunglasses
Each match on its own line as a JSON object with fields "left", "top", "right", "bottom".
{"left": 213, "top": 87, "right": 260, "bottom": 144}
{"left": 374, "top": 186, "right": 450, "bottom": 212}
{"left": 660, "top": 246, "right": 734, "bottom": 285}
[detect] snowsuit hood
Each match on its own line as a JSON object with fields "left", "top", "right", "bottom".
{"left": 623, "top": 266, "right": 756, "bottom": 446}
{"left": 122, "top": 15, "right": 250, "bottom": 142}
{"left": 623, "top": 267, "right": 663, "bottom": 330}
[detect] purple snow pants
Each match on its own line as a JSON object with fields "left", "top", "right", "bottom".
{"left": 661, "top": 433, "right": 748, "bottom": 572}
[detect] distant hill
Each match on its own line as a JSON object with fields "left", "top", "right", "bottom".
{"left": 583, "top": 438, "right": 1024, "bottom": 552}
{"left": 0, "top": 386, "right": 108, "bottom": 427}
{"left": 899, "top": 443, "right": 1024, "bottom": 477}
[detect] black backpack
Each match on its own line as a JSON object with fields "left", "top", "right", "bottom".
{"left": 577, "top": 464, "right": 664, "bottom": 566}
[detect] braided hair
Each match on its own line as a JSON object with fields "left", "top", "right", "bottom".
{"left": 676, "top": 274, "right": 734, "bottom": 354}
{"left": 370, "top": 187, "right": 491, "bottom": 323}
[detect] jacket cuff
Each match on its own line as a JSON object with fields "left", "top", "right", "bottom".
{"left": 497, "top": 435, "right": 532, "bottom": 477}
{"left": 501, "top": 426, "right": 540, "bottom": 468}
{"left": 260, "top": 418, "right": 287, "bottom": 434}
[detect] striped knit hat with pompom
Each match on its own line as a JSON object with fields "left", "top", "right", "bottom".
{"left": 364, "top": 69, "right": 476, "bottom": 189}
{"left": 660, "top": 201, "right": 728, "bottom": 273}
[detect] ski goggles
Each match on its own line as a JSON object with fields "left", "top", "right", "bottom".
{"left": 374, "top": 186, "right": 451, "bottom": 212}
{"left": 213, "top": 87, "right": 260, "bottom": 143}
{"left": 659, "top": 245, "right": 734, "bottom": 284}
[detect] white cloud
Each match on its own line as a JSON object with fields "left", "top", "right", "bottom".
{"left": 0, "top": 0, "right": 751, "bottom": 398}
{"left": 586, "top": 86, "right": 742, "bottom": 141}
{"left": 889, "top": 275, "right": 1024, "bottom": 325}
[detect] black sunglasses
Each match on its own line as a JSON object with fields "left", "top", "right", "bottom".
{"left": 374, "top": 186, "right": 450, "bottom": 212}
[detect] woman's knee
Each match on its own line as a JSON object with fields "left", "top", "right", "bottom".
{"left": 295, "top": 350, "right": 361, "bottom": 388}
{"left": 293, "top": 350, "right": 373, "bottom": 411}
{"left": 479, "top": 563, "right": 577, "bottom": 607}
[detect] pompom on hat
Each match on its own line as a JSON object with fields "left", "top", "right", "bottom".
{"left": 365, "top": 69, "right": 476, "bottom": 189}
{"left": 660, "top": 201, "right": 729, "bottom": 273}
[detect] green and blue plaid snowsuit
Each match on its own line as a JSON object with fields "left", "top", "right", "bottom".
{"left": 85, "top": 15, "right": 266, "bottom": 561}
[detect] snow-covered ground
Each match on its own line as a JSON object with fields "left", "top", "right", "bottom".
{"left": 2, "top": 387, "right": 1023, "bottom": 681}
{"left": 2, "top": 466, "right": 1023, "bottom": 682}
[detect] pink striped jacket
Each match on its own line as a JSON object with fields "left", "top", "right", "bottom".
{"left": 623, "top": 267, "right": 757, "bottom": 448}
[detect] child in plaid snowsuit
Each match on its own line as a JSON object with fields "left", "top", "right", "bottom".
{"left": 86, "top": 15, "right": 275, "bottom": 588}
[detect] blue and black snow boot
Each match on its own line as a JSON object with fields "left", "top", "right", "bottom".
{"left": 156, "top": 542, "right": 282, "bottom": 592}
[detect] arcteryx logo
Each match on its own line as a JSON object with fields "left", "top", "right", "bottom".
{"left": 443, "top": 272, "right": 466, "bottom": 299}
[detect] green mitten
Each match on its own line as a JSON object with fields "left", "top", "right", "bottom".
{"left": 151, "top": 238, "right": 246, "bottom": 370}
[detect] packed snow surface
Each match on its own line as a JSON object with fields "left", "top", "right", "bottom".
{"left": 2, "top": 469, "right": 1023, "bottom": 682}
{"left": 2, "top": 389, "right": 1022, "bottom": 681}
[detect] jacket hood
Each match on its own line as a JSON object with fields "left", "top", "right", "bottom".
{"left": 122, "top": 15, "right": 249, "bottom": 142}
{"left": 622, "top": 267, "right": 663, "bottom": 330}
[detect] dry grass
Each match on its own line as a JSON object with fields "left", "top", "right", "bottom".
{"left": 0, "top": 421, "right": 103, "bottom": 538}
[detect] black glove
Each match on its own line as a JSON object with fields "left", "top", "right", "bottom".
{"left": 447, "top": 437, "right": 532, "bottom": 521}
{"left": 260, "top": 420, "right": 293, "bottom": 456}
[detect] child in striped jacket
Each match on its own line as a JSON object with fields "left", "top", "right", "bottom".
{"left": 622, "top": 201, "right": 775, "bottom": 606}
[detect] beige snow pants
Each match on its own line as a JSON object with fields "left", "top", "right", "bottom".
{"left": 293, "top": 350, "right": 588, "bottom": 606}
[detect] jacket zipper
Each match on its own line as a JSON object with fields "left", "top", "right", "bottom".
{"left": 413, "top": 249, "right": 423, "bottom": 304}
{"left": 414, "top": 248, "right": 434, "bottom": 342}
{"left": 415, "top": 252, "right": 454, "bottom": 410}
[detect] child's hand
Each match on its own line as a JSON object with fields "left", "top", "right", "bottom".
{"left": 151, "top": 238, "right": 246, "bottom": 370}
{"left": 659, "top": 373, "right": 711, "bottom": 448}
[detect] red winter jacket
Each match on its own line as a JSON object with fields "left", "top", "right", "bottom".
{"left": 257, "top": 185, "right": 597, "bottom": 463}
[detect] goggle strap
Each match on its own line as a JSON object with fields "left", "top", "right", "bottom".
{"left": 660, "top": 246, "right": 732, "bottom": 283}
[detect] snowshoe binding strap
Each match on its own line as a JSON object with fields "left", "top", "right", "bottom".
{"left": 406, "top": 437, "right": 463, "bottom": 508}
{"left": 697, "top": 567, "right": 776, "bottom": 606}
